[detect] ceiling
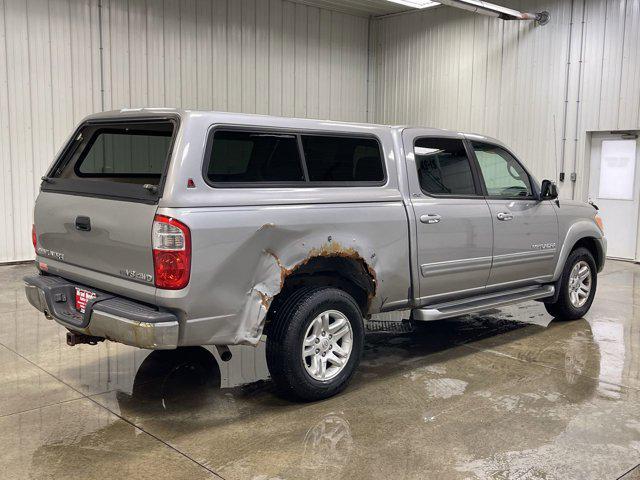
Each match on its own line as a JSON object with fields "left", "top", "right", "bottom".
{"left": 292, "top": 0, "right": 413, "bottom": 17}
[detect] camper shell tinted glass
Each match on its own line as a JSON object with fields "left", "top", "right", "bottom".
{"left": 206, "top": 130, "right": 305, "bottom": 183}
{"left": 43, "top": 118, "right": 177, "bottom": 203}
{"left": 204, "top": 127, "right": 386, "bottom": 187}
{"left": 301, "top": 135, "right": 384, "bottom": 183}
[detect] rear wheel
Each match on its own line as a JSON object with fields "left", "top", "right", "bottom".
{"left": 545, "top": 247, "right": 597, "bottom": 320}
{"left": 266, "top": 287, "right": 364, "bottom": 401}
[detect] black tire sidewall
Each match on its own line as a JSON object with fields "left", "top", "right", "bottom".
{"left": 557, "top": 247, "right": 597, "bottom": 318}
{"left": 291, "top": 290, "right": 363, "bottom": 389}
{"left": 269, "top": 288, "right": 364, "bottom": 400}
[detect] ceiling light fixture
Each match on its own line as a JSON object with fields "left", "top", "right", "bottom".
{"left": 386, "top": 0, "right": 550, "bottom": 24}
{"left": 386, "top": 0, "right": 441, "bottom": 9}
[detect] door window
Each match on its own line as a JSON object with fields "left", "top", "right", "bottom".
{"left": 597, "top": 139, "right": 637, "bottom": 200}
{"left": 414, "top": 138, "right": 478, "bottom": 195}
{"left": 471, "top": 142, "right": 532, "bottom": 198}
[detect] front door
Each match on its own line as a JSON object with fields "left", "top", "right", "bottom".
{"left": 403, "top": 130, "right": 493, "bottom": 304}
{"left": 469, "top": 140, "right": 559, "bottom": 287}
{"left": 588, "top": 133, "right": 639, "bottom": 260}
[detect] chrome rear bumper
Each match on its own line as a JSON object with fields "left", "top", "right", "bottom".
{"left": 24, "top": 274, "right": 179, "bottom": 350}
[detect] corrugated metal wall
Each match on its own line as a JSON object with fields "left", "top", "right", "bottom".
{"left": 0, "top": 0, "right": 102, "bottom": 263}
{"left": 371, "top": 0, "right": 640, "bottom": 200}
{"left": 0, "top": 0, "right": 369, "bottom": 262}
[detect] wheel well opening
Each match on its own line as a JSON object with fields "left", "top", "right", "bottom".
{"left": 269, "top": 256, "right": 375, "bottom": 317}
{"left": 572, "top": 237, "right": 601, "bottom": 268}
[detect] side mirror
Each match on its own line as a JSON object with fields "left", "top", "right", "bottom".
{"left": 540, "top": 179, "right": 558, "bottom": 200}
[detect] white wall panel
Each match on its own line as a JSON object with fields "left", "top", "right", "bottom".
{"left": 0, "top": 0, "right": 101, "bottom": 263}
{"left": 372, "top": 2, "right": 572, "bottom": 186}
{"left": 0, "top": 0, "right": 13, "bottom": 261}
{"left": 575, "top": 0, "right": 640, "bottom": 199}
{"left": 0, "top": 0, "right": 369, "bottom": 262}
{"left": 371, "top": 0, "right": 640, "bottom": 201}
{"left": 100, "top": 0, "right": 368, "bottom": 118}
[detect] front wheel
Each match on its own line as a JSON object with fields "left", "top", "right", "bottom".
{"left": 545, "top": 247, "right": 597, "bottom": 320}
{"left": 265, "top": 287, "right": 364, "bottom": 402}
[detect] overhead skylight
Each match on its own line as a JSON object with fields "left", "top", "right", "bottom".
{"left": 386, "top": 0, "right": 441, "bottom": 9}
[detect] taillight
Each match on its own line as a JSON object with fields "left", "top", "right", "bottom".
{"left": 152, "top": 215, "right": 191, "bottom": 290}
{"left": 32, "top": 224, "right": 37, "bottom": 252}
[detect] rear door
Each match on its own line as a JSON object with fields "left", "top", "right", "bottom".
{"left": 403, "top": 130, "right": 493, "bottom": 304}
{"left": 469, "top": 140, "right": 558, "bottom": 287}
{"left": 35, "top": 118, "right": 177, "bottom": 289}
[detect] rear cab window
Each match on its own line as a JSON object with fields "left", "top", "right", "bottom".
{"left": 204, "top": 128, "right": 386, "bottom": 187}
{"left": 44, "top": 119, "right": 177, "bottom": 203}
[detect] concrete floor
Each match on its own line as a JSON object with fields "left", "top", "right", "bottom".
{"left": 1, "top": 262, "right": 640, "bottom": 479}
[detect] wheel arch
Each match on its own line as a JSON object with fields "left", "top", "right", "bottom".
{"left": 571, "top": 237, "right": 604, "bottom": 271}
{"left": 553, "top": 220, "right": 606, "bottom": 281}
{"left": 267, "top": 255, "right": 376, "bottom": 321}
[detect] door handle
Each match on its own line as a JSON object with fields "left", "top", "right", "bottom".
{"left": 420, "top": 214, "right": 441, "bottom": 224}
{"left": 496, "top": 212, "right": 514, "bottom": 221}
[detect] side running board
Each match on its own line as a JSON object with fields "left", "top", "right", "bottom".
{"left": 411, "top": 285, "right": 555, "bottom": 322}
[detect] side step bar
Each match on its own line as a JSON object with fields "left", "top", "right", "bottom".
{"left": 411, "top": 285, "right": 555, "bottom": 322}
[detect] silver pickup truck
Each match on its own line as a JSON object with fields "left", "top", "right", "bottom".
{"left": 25, "top": 109, "right": 606, "bottom": 401}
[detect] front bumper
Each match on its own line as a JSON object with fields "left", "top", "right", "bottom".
{"left": 24, "top": 274, "right": 179, "bottom": 349}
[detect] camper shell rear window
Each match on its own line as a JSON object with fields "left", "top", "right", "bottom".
{"left": 43, "top": 118, "right": 178, "bottom": 203}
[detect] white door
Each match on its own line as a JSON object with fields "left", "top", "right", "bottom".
{"left": 588, "top": 133, "right": 640, "bottom": 260}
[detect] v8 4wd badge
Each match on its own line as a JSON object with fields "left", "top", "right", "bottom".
{"left": 120, "top": 269, "right": 153, "bottom": 283}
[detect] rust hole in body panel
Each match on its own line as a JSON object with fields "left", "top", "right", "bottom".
{"left": 264, "top": 241, "right": 377, "bottom": 313}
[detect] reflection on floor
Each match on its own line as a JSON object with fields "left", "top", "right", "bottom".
{"left": 1, "top": 261, "right": 640, "bottom": 479}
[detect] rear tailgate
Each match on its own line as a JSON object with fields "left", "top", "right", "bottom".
{"left": 35, "top": 193, "right": 158, "bottom": 285}
{"left": 34, "top": 117, "right": 179, "bottom": 298}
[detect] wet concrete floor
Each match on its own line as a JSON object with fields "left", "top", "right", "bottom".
{"left": 1, "top": 261, "right": 640, "bottom": 479}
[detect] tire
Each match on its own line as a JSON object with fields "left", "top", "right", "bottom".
{"left": 545, "top": 247, "right": 597, "bottom": 321}
{"left": 265, "top": 287, "right": 364, "bottom": 402}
